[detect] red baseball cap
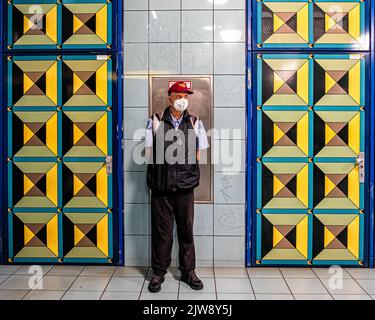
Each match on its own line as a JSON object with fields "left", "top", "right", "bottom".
{"left": 168, "top": 81, "right": 194, "bottom": 95}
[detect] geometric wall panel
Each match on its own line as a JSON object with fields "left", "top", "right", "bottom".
{"left": 260, "top": 110, "right": 310, "bottom": 158}
{"left": 314, "top": 55, "right": 364, "bottom": 107}
{"left": 63, "top": 212, "right": 112, "bottom": 260}
{"left": 313, "top": 0, "right": 365, "bottom": 48}
{"left": 11, "top": 161, "right": 59, "bottom": 209}
{"left": 258, "top": 213, "right": 310, "bottom": 262}
{"left": 313, "top": 213, "right": 363, "bottom": 263}
{"left": 8, "top": 56, "right": 58, "bottom": 107}
{"left": 261, "top": 162, "right": 310, "bottom": 209}
{"left": 62, "top": 57, "right": 111, "bottom": 107}
{"left": 259, "top": 55, "right": 311, "bottom": 106}
{"left": 7, "top": 0, "right": 113, "bottom": 50}
{"left": 62, "top": 162, "right": 109, "bottom": 209}
{"left": 255, "top": 53, "right": 367, "bottom": 266}
{"left": 10, "top": 212, "right": 59, "bottom": 261}
{"left": 62, "top": 111, "right": 109, "bottom": 157}
{"left": 256, "top": 0, "right": 366, "bottom": 49}
{"left": 6, "top": 55, "right": 114, "bottom": 264}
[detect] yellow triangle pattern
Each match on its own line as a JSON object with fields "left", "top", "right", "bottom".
{"left": 273, "top": 176, "right": 284, "bottom": 196}
{"left": 273, "top": 124, "right": 285, "bottom": 144}
{"left": 74, "top": 226, "right": 86, "bottom": 246}
{"left": 73, "top": 124, "right": 85, "bottom": 145}
{"left": 24, "top": 175, "right": 34, "bottom": 195}
{"left": 324, "top": 176, "right": 336, "bottom": 196}
{"left": 24, "top": 124, "right": 34, "bottom": 144}
{"left": 73, "top": 15, "right": 84, "bottom": 33}
{"left": 273, "top": 227, "right": 284, "bottom": 247}
{"left": 325, "top": 73, "right": 336, "bottom": 93}
{"left": 325, "top": 14, "right": 337, "bottom": 32}
{"left": 273, "top": 73, "right": 285, "bottom": 93}
{"left": 324, "top": 227, "right": 335, "bottom": 247}
{"left": 24, "top": 226, "right": 35, "bottom": 245}
{"left": 325, "top": 124, "right": 336, "bottom": 144}
{"left": 273, "top": 14, "right": 285, "bottom": 32}
{"left": 23, "top": 74, "right": 34, "bottom": 94}
{"left": 73, "top": 175, "right": 85, "bottom": 196}
{"left": 73, "top": 73, "right": 85, "bottom": 94}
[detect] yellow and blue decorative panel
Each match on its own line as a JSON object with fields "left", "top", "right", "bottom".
{"left": 255, "top": 53, "right": 366, "bottom": 266}
{"left": 7, "top": 0, "right": 113, "bottom": 50}
{"left": 256, "top": 0, "right": 367, "bottom": 49}
{"left": 7, "top": 55, "right": 114, "bottom": 263}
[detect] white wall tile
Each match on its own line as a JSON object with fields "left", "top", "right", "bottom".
{"left": 124, "top": 140, "right": 147, "bottom": 172}
{"left": 214, "top": 173, "right": 246, "bottom": 204}
{"left": 124, "top": 43, "right": 148, "bottom": 74}
{"left": 124, "top": 76, "right": 149, "bottom": 107}
{"left": 125, "top": 204, "right": 150, "bottom": 235}
{"left": 150, "top": 0, "right": 180, "bottom": 10}
{"left": 149, "top": 43, "right": 181, "bottom": 74}
{"left": 124, "top": 172, "right": 149, "bottom": 204}
{"left": 182, "top": 0, "right": 213, "bottom": 10}
{"left": 214, "top": 10, "right": 245, "bottom": 42}
{"left": 214, "top": 0, "right": 246, "bottom": 10}
{"left": 124, "top": 236, "right": 150, "bottom": 266}
{"left": 123, "top": 108, "right": 149, "bottom": 139}
{"left": 196, "top": 236, "right": 214, "bottom": 267}
{"left": 214, "top": 204, "right": 245, "bottom": 236}
{"left": 214, "top": 75, "right": 246, "bottom": 107}
{"left": 182, "top": 11, "right": 213, "bottom": 42}
{"left": 214, "top": 236, "right": 245, "bottom": 267}
{"left": 124, "top": 0, "right": 148, "bottom": 11}
{"left": 182, "top": 43, "right": 213, "bottom": 74}
{"left": 194, "top": 204, "right": 214, "bottom": 236}
{"left": 124, "top": 11, "right": 149, "bottom": 43}
{"left": 214, "top": 43, "right": 246, "bottom": 74}
{"left": 149, "top": 11, "right": 181, "bottom": 42}
{"left": 214, "top": 108, "right": 246, "bottom": 139}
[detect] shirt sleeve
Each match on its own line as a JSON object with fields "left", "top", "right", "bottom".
{"left": 197, "top": 120, "right": 209, "bottom": 151}
{"left": 145, "top": 118, "right": 153, "bottom": 148}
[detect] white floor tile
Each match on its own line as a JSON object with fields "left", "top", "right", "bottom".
{"left": 101, "top": 291, "right": 140, "bottom": 300}
{"left": 321, "top": 278, "right": 367, "bottom": 295}
{"left": 346, "top": 268, "right": 375, "bottom": 279}
{"left": 140, "top": 292, "right": 178, "bottom": 300}
{"left": 281, "top": 268, "right": 317, "bottom": 279}
{"left": 80, "top": 266, "right": 117, "bottom": 277}
{"left": 333, "top": 294, "right": 372, "bottom": 300}
{"left": 178, "top": 292, "right": 216, "bottom": 300}
{"left": 23, "top": 290, "right": 65, "bottom": 300}
{"left": 47, "top": 266, "right": 85, "bottom": 276}
{"left": 313, "top": 268, "right": 351, "bottom": 279}
{"left": 0, "top": 265, "right": 21, "bottom": 275}
{"left": 30, "top": 276, "right": 76, "bottom": 291}
{"left": 214, "top": 268, "right": 248, "bottom": 278}
{"left": 0, "top": 290, "right": 28, "bottom": 300}
{"left": 114, "top": 267, "right": 149, "bottom": 277}
{"left": 62, "top": 291, "right": 102, "bottom": 300}
{"left": 217, "top": 293, "right": 255, "bottom": 300}
{"left": 355, "top": 279, "right": 375, "bottom": 295}
{"left": 106, "top": 277, "right": 145, "bottom": 292}
{"left": 0, "top": 275, "right": 36, "bottom": 290}
{"left": 14, "top": 265, "right": 53, "bottom": 276}
{"left": 247, "top": 268, "right": 283, "bottom": 279}
{"left": 251, "top": 278, "right": 290, "bottom": 294}
{"left": 294, "top": 294, "right": 332, "bottom": 300}
{"left": 286, "top": 278, "right": 329, "bottom": 295}
{"left": 255, "top": 294, "right": 294, "bottom": 300}
{"left": 215, "top": 277, "right": 253, "bottom": 294}
{"left": 69, "top": 276, "right": 110, "bottom": 292}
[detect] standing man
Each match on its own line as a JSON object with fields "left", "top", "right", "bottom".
{"left": 145, "top": 81, "right": 209, "bottom": 293}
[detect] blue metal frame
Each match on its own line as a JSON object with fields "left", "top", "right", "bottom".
{"left": 0, "top": 0, "right": 124, "bottom": 265}
{"left": 246, "top": 0, "right": 374, "bottom": 267}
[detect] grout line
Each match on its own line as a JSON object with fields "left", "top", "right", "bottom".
{"left": 279, "top": 267, "right": 295, "bottom": 300}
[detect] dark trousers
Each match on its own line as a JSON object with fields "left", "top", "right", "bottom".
{"left": 151, "top": 189, "right": 195, "bottom": 276}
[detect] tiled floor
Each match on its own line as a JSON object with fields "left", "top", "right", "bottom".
{"left": 1, "top": 265, "right": 375, "bottom": 300}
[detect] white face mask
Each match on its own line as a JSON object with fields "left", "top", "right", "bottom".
{"left": 173, "top": 98, "right": 189, "bottom": 112}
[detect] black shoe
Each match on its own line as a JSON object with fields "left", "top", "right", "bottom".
{"left": 148, "top": 274, "right": 165, "bottom": 293}
{"left": 181, "top": 271, "right": 204, "bottom": 290}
